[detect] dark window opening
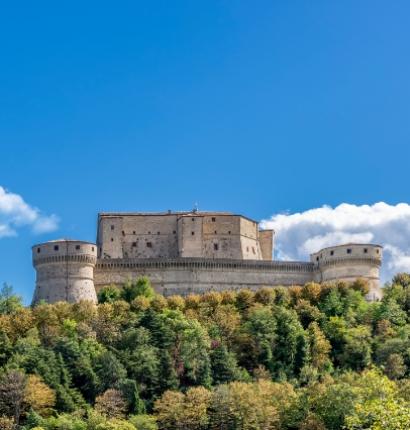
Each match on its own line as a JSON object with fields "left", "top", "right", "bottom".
{"left": 214, "top": 243, "right": 219, "bottom": 251}
{"left": 133, "top": 231, "right": 136, "bottom": 235}
{"left": 212, "top": 217, "right": 216, "bottom": 222}
{"left": 228, "top": 231, "right": 231, "bottom": 234}
{"left": 54, "top": 245, "right": 59, "bottom": 251}
{"left": 147, "top": 242, "right": 152, "bottom": 248}
{"left": 192, "top": 217, "right": 195, "bottom": 221}
{"left": 157, "top": 232, "right": 160, "bottom": 235}
{"left": 92, "top": 247, "right": 94, "bottom": 252}
{"left": 111, "top": 225, "right": 115, "bottom": 230}
{"left": 214, "top": 230, "right": 217, "bottom": 234}
{"left": 37, "top": 248, "right": 41, "bottom": 253}
{"left": 364, "top": 248, "right": 368, "bottom": 253}
{"left": 347, "top": 248, "right": 352, "bottom": 254}
{"left": 330, "top": 250, "right": 334, "bottom": 256}
{"left": 148, "top": 231, "right": 151, "bottom": 234}
{"left": 191, "top": 231, "right": 195, "bottom": 235}
{"left": 122, "top": 231, "right": 125, "bottom": 236}
{"left": 316, "top": 256, "right": 319, "bottom": 262}
{"left": 376, "top": 249, "right": 380, "bottom": 254}
{"left": 252, "top": 247, "right": 256, "bottom": 254}
{"left": 76, "top": 245, "right": 81, "bottom": 250}
{"left": 132, "top": 242, "right": 137, "bottom": 247}
{"left": 111, "top": 238, "right": 114, "bottom": 242}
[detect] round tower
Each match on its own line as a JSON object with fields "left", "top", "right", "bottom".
{"left": 32, "top": 239, "right": 98, "bottom": 305}
{"left": 311, "top": 243, "right": 383, "bottom": 300}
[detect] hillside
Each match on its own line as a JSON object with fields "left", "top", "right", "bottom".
{"left": 1, "top": 275, "right": 410, "bottom": 429}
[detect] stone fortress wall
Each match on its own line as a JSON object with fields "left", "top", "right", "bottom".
{"left": 32, "top": 211, "right": 384, "bottom": 304}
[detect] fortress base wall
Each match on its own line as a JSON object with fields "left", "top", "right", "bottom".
{"left": 94, "top": 258, "right": 315, "bottom": 296}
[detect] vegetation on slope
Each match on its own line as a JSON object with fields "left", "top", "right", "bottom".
{"left": 1, "top": 275, "right": 410, "bottom": 429}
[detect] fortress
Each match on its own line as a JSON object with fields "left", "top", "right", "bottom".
{"left": 32, "top": 210, "right": 383, "bottom": 304}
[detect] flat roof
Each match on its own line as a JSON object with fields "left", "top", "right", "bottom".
{"left": 98, "top": 211, "right": 260, "bottom": 224}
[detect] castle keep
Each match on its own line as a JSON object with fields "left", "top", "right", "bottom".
{"left": 32, "top": 211, "right": 383, "bottom": 304}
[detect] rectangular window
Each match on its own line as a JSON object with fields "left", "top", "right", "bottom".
{"left": 75, "top": 245, "right": 81, "bottom": 250}
{"left": 214, "top": 243, "right": 218, "bottom": 251}
{"left": 212, "top": 217, "right": 216, "bottom": 222}
{"left": 147, "top": 242, "right": 152, "bottom": 248}
{"left": 54, "top": 245, "right": 59, "bottom": 251}
{"left": 252, "top": 247, "right": 256, "bottom": 254}
{"left": 37, "top": 248, "right": 41, "bottom": 253}
{"left": 330, "top": 250, "right": 334, "bottom": 256}
{"left": 347, "top": 249, "right": 352, "bottom": 254}
{"left": 364, "top": 248, "right": 368, "bottom": 253}
{"left": 132, "top": 242, "right": 137, "bottom": 247}
{"left": 191, "top": 231, "right": 195, "bottom": 235}
{"left": 111, "top": 225, "right": 115, "bottom": 230}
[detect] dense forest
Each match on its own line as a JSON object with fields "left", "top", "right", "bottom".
{"left": 1, "top": 275, "right": 410, "bottom": 430}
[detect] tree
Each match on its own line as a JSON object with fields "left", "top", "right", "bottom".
{"left": 121, "top": 277, "right": 154, "bottom": 303}
{"left": 0, "top": 370, "right": 26, "bottom": 424}
{"left": 0, "top": 283, "right": 22, "bottom": 315}
{"left": 307, "top": 322, "right": 331, "bottom": 371}
{"left": 98, "top": 286, "right": 121, "bottom": 304}
{"left": 24, "top": 374, "right": 56, "bottom": 417}
{"left": 95, "top": 389, "right": 127, "bottom": 419}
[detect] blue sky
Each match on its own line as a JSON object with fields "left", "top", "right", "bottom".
{"left": 1, "top": 1, "right": 410, "bottom": 302}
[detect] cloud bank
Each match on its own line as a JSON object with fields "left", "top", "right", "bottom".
{"left": 0, "top": 186, "right": 59, "bottom": 238}
{"left": 261, "top": 202, "right": 410, "bottom": 283}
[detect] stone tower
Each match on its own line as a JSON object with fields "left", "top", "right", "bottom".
{"left": 32, "top": 239, "right": 98, "bottom": 304}
{"left": 311, "top": 243, "right": 383, "bottom": 300}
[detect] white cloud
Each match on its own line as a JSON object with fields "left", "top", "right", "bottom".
{"left": 0, "top": 186, "right": 59, "bottom": 238}
{"left": 261, "top": 202, "right": 410, "bottom": 283}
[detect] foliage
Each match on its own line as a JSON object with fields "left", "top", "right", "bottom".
{"left": 0, "top": 275, "right": 410, "bottom": 429}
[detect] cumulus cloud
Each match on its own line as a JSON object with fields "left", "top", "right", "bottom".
{"left": 0, "top": 186, "right": 59, "bottom": 238}
{"left": 261, "top": 202, "right": 410, "bottom": 283}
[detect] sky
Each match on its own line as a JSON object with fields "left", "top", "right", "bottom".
{"left": 1, "top": 1, "right": 410, "bottom": 303}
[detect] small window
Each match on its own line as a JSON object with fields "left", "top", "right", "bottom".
{"left": 214, "top": 243, "right": 218, "bottom": 251}
{"left": 122, "top": 230, "right": 125, "bottom": 236}
{"left": 192, "top": 217, "right": 195, "bottom": 221}
{"left": 132, "top": 242, "right": 137, "bottom": 247}
{"left": 330, "top": 250, "right": 334, "bottom": 256}
{"left": 92, "top": 247, "right": 94, "bottom": 251}
{"left": 212, "top": 217, "right": 216, "bottom": 222}
{"left": 347, "top": 248, "right": 352, "bottom": 254}
{"left": 75, "top": 245, "right": 81, "bottom": 250}
{"left": 173, "top": 230, "right": 176, "bottom": 234}
{"left": 54, "top": 245, "right": 59, "bottom": 251}
{"left": 111, "top": 238, "right": 114, "bottom": 242}
{"left": 99, "top": 247, "right": 102, "bottom": 253}
{"left": 146, "top": 242, "right": 152, "bottom": 248}
{"left": 133, "top": 231, "right": 136, "bottom": 235}
{"left": 37, "top": 248, "right": 41, "bottom": 253}
{"left": 111, "top": 225, "right": 115, "bottom": 230}
{"left": 364, "top": 248, "right": 368, "bottom": 254}
{"left": 316, "top": 256, "right": 319, "bottom": 262}
{"left": 157, "top": 231, "right": 160, "bottom": 235}
{"left": 214, "top": 230, "right": 217, "bottom": 234}
{"left": 376, "top": 249, "right": 380, "bottom": 254}
{"left": 228, "top": 231, "right": 231, "bottom": 234}
{"left": 148, "top": 231, "right": 151, "bottom": 234}
{"left": 191, "top": 231, "right": 195, "bottom": 235}
{"left": 252, "top": 247, "right": 256, "bottom": 254}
